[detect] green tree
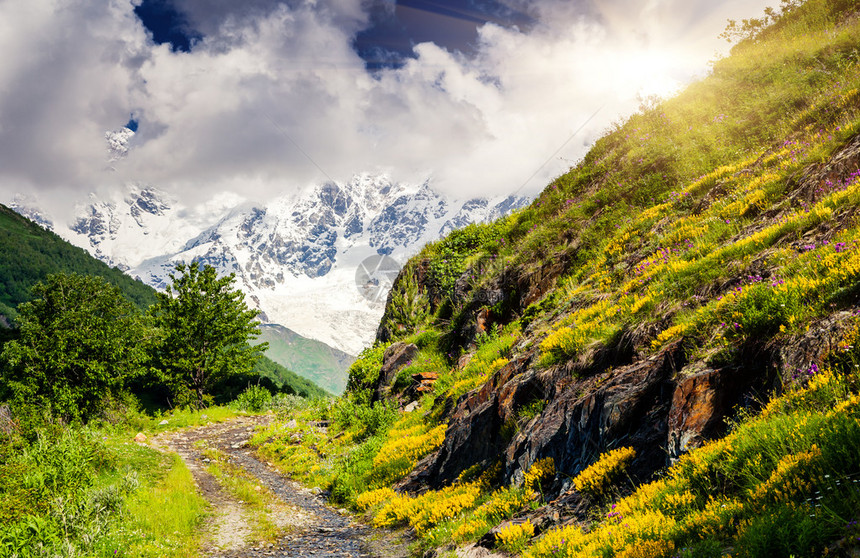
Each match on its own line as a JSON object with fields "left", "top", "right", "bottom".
{"left": 151, "top": 262, "right": 266, "bottom": 408}
{"left": 0, "top": 273, "right": 148, "bottom": 423}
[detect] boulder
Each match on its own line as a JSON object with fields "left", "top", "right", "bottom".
{"left": 506, "top": 343, "right": 682, "bottom": 490}
{"left": 372, "top": 342, "right": 420, "bottom": 402}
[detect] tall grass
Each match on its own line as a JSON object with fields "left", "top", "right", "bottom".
{"left": 0, "top": 427, "right": 207, "bottom": 557}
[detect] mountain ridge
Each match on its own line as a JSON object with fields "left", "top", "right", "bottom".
{"left": 16, "top": 174, "right": 528, "bottom": 355}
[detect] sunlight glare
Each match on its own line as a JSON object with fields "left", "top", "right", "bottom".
{"left": 617, "top": 47, "right": 687, "bottom": 101}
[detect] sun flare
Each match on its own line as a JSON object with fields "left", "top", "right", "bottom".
{"left": 617, "top": 48, "right": 688, "bottom": 100}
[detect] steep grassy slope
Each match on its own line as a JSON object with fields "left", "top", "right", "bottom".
{"left": 0, "top": 204, "right": 157, "bottom": 318}
{"left": 252, "top": 355, "right": 331, "bottom": 399}
{"left": 254, "top": 2, "right": 860, "bottom": 557}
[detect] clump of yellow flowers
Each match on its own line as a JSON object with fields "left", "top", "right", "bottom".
{"left": 572, "top": 447, "right": 636, "bottom": 497}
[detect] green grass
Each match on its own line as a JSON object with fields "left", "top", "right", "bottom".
{"left": 198, "top": 443, "right": 295, "bottom": 543}
{"left": 256, "top": 324, "right": 352, "bottom": 395}
{"left": 523, "top": 353, "right": 860, "bottom": 558}
{"left": 0, "top": 426, "right": 208, "bottom": 557}
{"left": 118, "top": 453, "right": 208, "bottom": 557}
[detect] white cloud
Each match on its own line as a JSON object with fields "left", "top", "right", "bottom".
{"left": 0, "top": 0, "right": 778, "bottom": 212}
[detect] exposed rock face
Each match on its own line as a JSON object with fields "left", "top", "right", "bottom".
{"left": 372, "top": 342, "right": 420, "bottom": 403}
{"left": 667, "top": 367, "right": 733, "bottom": 460}
{"left": 505, "top": 344, "right": 682, "bottom": 489}
{"left": 401, "top": 343, "right": 681, "bottom": 493}
{"left": 396, "top": 309, "right": 860, "bottom": 499}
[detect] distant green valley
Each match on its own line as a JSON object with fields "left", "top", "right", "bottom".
{"left": 256, "top": 323, "right": 354, "bottom": 394}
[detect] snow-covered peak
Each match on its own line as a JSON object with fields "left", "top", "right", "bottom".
{"left": 105, "top": 127, "right": 135, "bottom": 163}
{"left": 9, "top": 194, "right": 54, "bottom": 230}
{"left": 21, "top": 173, "right": 529, "bottom": 354}
{"left": 66, "top": 185, "right": 237, "bottom": 271}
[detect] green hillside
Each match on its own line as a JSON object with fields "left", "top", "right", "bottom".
{"left": 0, "top": 204, "right": 157, "bottom": 318}
{"left": 0, "top": 205, "right": 329, "bottom": 400}
{"left": 253, "top": 355, "right": 330, "bottom": 399}
{"left": 254, "top": 2, "right": 860, "bottom": 557}
{"left": 256, "top": 324, "right": 354, "bottom": 394}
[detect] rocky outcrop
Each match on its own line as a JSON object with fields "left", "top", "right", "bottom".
{"left": 371, "top": 342, "right": 420, "bottom": 403}
{"left": 772, "top": 311, "right": 855, "bottom": 387}
{"left": 400, "top": 343, "right": 683, "bottom": 494}
{"left": 401, "top": 309, "right": 860, "bottom": 498}
{"left": 506, "top": 343, "right": 683, "bottom": 490}
{"left": 667, "top": 367, "right": 736, "bottom": 460}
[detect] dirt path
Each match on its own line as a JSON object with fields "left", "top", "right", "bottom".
{"left": 152, "top": 416, "right": 410, "bottom": 558}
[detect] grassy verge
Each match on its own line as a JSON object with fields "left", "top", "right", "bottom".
{"left": 524, "top": 347, "right": 860, "bottom": 558}
{"left": 0, "top": 426, "right": 207, "bottom": 557}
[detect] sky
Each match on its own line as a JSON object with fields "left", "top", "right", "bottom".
{"left": 0, "top": 0, "right": 778, "bottom": 220}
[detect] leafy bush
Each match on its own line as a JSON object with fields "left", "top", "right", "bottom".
{"left": 233, "top": 384, "right": 273, "bottom": 412}
{"left": 345, "top": 343, "right": 390, "bottom": 392}
{"left": 330, "top": 393, "right": 398, "bottom": 439}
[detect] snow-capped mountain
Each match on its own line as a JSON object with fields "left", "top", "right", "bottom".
{"left": 132, "top": 175, "right": 526, "bottom": 354}
{"left": 105, "top": 127, "right": 135, "bottom": 164}
{"left": 55, "top": 186, "right": 243, "bottom": 272}
{"left": 19, "top": 173, "right": 528, "bottom": 355}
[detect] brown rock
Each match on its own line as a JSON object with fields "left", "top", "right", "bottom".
{"left": 476, "top": 307, "right": 490, "bottom": 334}
{"left": 457, "top": 353, "right": 474, "bottom": 369}
{"left": 133, "top": 432, "right": 147, "bottom": 443}
{"left": 667, "top": 368, "right": 730, "bottom": 459}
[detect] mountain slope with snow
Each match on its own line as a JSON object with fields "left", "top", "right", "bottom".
{"left": 19, "top": 172, "right": 528, "bottom": 355}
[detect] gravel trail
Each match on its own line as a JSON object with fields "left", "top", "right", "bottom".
{"left": 153, "top": 416, "right": 410, "bottom": 558}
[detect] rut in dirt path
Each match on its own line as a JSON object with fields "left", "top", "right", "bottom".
{"left": 155, "top": 416, "right": 409, "bottom": 558}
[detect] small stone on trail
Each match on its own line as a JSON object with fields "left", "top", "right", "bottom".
{"left": 158, "top": 419, "right": 169, "bottom": 426}
{"left": 133, "top": 432, "right": 147, "bottom": 443}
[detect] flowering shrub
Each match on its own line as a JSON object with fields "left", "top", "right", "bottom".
{"left": 372, "top": 481, "right": 483, "bottom": 533}
{"left": 615, "top": 539, "right": 675, "bottom": 558}
{"left": 356, "top": 487, "right": 397, "bottom": 511}
{"left": 540, "top": 300, "right": 622, "bottom": 364}
{"left": 748, "top": 446, "right": 822, "bottom": 508}
{"left": 373, "top": 423, "right": 446, "bottom": 471}
{"left": 573, "top": 447, "right": 636, "bottom": 497}
{"left": 451, "top": 486, "right": 532, "bottom": 542}
{"left": 496, "top": 520, "right": 535, "bottom": 553}
{"left": 523, "top": 457, "right": 555, "bottom": 494}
